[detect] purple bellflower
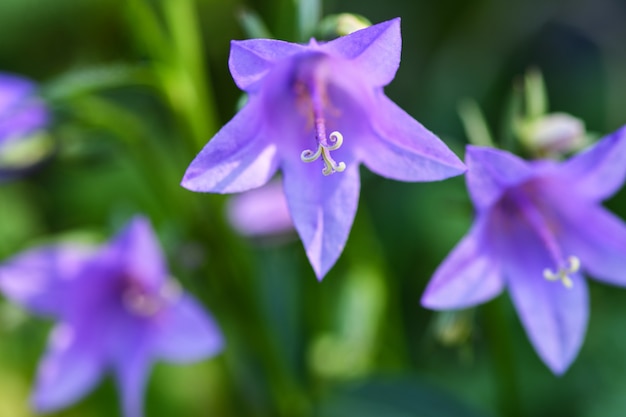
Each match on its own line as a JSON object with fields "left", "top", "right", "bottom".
{"left": 0, "top": 72, "right": 48, "bottom": 147}
{"left": 181, "top": 18, "right": 465, "bottom": 279}
{"left": 0, "top": 217, "right": 223, "bottom": 417}
{"left": 422, "top": 126, "right": 626, "bottom": 374}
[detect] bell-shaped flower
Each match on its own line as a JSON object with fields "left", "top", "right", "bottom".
{"left": 0, "top": 216, "right": 223, "bottom": 417}
{"left": 422, "top": 126, "right": 626, "bottom": 374}
{"left": 181, "top": 18, "right": 465, "bottom": 279}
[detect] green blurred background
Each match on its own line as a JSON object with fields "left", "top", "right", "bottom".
{"left": 1, "top": 0, "right": 626, "bottom": 416}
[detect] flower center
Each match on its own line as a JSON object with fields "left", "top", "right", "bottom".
{"left": 122, "top": 279, "right": 181, "bottom": 317}
{"left": 510, "top": 191, "right": 580, "bottom": 289}
{"left": 297, "top": 73, "right": 346, "bottom": 176}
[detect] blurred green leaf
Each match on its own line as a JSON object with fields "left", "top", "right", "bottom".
{"left": 42, "top": 64, "right": 153, "bottom": 102}
{"left": 237, "top": 8, "right": 273, "bottom": 39}
{"left": 318, "top": 377, "right": 492, "bottom": 417}
{"left": 296, "top": 0, "right": 321, "bottom": 41}
{"left": 458, "top": 99, "right": 495, "bottom": 148}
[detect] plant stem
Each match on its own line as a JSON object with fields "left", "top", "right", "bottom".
{"left": 162, "top": 0, "right": 219, "bottom": 150}
{"left": 483, "top": 296, "right": 523, "bottom": 417}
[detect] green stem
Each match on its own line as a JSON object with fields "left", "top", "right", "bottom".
{"left": 483, "top": 296, "right": 523, "bottom": 417}
{"left": 162, "top": 0, "right": 219, "bottom": 149}
{"left": 347, "top": 206, "right": 412, "bottom": 369}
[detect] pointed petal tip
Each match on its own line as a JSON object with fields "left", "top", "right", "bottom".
{"left": 180, "top": 166, "right": 212, "bottom": 193}
{"left": 420, "top": 293, "right": 445, "bottom": 310}
{"left": 419, "top": 282, "right": 497, "bottom": 311}
{"left": 180, "top": 170, "right": 216, "bottom": 193}
{"left": 376, "top": 16, "right": 400, "bottom": 30}
{"left": 542, "top": 351, "right": 574, "bottom": 376}
{"left": 303, "top": 234, "right": 342, "bottom": 282}
{"left": 446, "top": 155, "right": 468, "bottom": 176}
{"left": 309, "top": 255, "right": 330, "bottom": 282}
{"left": 346, "top": 16, "right": 400, "bottom": 35}
{"left": 179, "top": 170, "right": 199, "bottom": 192}
{"left": 375, "top": 16, "right": 401, "bottom": 30}
{"left": 558, "top": 123, "right": 626, "bottom": 200}
{"left": 419, "top": 288, "right": 465, "bottom": 310}
{"left": 314, "top": 269, "right": 326, "bottom": 282}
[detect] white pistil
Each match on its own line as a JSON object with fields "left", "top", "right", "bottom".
{"left": 543, "top": 255, "right": 580, "bottom": 289}
{"left": 301, "top": 131, "right": 346, "bottom": 175}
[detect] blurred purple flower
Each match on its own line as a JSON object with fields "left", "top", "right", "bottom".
{"left": 0, "top": 72, "right": 50, "bottom": 181}
{"left": 226, "top": 180, "right": 294, "bottom": 238}
{"left": 182, "top": 18, "right": 465, "bottom": 279}
{"left": 0, "top": 72, "right": 48, "bottom": 147}
{"left": 0, "top": 217, "right": 223, "bottom": 417}
{"left": 422, "top": 126, "right": 626, "bottom": 374}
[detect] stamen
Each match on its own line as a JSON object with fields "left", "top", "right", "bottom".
{"left": 298, "top": 71, "right": 346, "bottom": 175}
{"left": 301, "top": 131, "right": 346, "bottom": 175}
{"left": 543, "top": 255, "right": 580, "bottom": 289}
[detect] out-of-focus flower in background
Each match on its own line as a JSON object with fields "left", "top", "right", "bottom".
{"left": 182, "top": 18, "right": 466, "bottom": 279}
{"left": 0, "top": 216, "right": 223, "bottom": 417}
{"left": 520, "top": 113, "right": 587, "bottom": 157}
{"left": 226, "top": 179, "right": 295, "bottom": 241}
{"left": 514, "top": 69, "right": 590, "bottom": 158}
{"left": 0, "top": 73, "right": 48, "bottom": 147}
{"left": 422, "top": 126, "right": 626, "bottom": 374}
{"left": 0, "top": 72, "right": 52, "bottom": 182}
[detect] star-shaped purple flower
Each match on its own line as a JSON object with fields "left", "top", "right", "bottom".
{"left": 0, "top": 217, "right": 223, "bottom": 417}
{"left": 181, "top": 18, "right": 465, "bottom": 279}
{"left": 421, "top": 126, "right": 626, "bottom": 374}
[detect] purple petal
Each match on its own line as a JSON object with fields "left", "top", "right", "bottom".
{"left": 361, "top": 95, "right": 465, "bottom": 181}
{"left": 556, "top": 125, "right": 626, "bottom": 201}
{"left": 0, "top": 73, "right": 49, "bottom": 145}
{"left": 32, "top": 324, "right": 104, "bottom": 413}
{"left": 465, "top": 146, "right": 536, "bottom": 210}
{"left": 0, "top": 245, "right": 93, "bottom": 316}
{"left": 229, "top": 39, "right": 306, "bottom": 91}
{"left": 114, "top": 342, "right": 151, "bottom": 417}
{"left": 152, "top": 295, "right": 223, "bottom": 362}
{"left": 112, "top": 216, "right": 167, "bottom": 286}
{"left": 322, "top": 18, "right": 401, "bottom": 87}
{"left": 421, "top": 215, "right": 504, "bottom": 309}
{"left": 282, "top": 159, "right": 360, "bottom": 279}
{"left": 0, "top": 73, "right": 34, "bottom": 110}
{"left": 181, "top": 101, "right": 279, "bottom": 193}
{"left": 557, "top": 202, "right": 626, "bottom": 287}
{"left": 499, "top": 214, "right": 588, "bottom": 375}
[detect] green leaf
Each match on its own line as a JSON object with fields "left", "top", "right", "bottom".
{"left": 237, "top": 8, "right": 273, "bottom": 39}
{"left": 457, "top": 99, "right": 495, "bottom": 148}
{"left": 296, "top": 0, "right": 321, "bottom": 41}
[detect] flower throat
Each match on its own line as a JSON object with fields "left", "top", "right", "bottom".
{"left": 298, "top": 73, "right": 346, "bottom": 175}
{"left": 511, "top": 191, "right": 580, "bottom": 289}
